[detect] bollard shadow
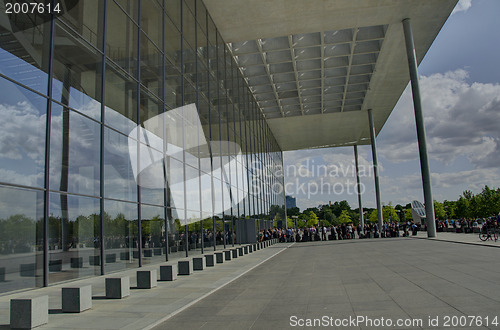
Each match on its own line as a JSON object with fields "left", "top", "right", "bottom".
{"left": 49, "top": 309, "right": 63, "bottom": 314}
{"left": 92, "top": 295, "right": 108, "bottom": 300}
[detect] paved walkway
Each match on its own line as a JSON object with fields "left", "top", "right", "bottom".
{"left": 0, "top": 233, "right": 499, "bottom": 329}
{"left": 413, "top": 230, "right": 500, "bottom": 247}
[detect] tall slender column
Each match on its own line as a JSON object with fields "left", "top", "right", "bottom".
{"left": 354, "top": 145, "right": 364, "bottom": 228}
{"left": 402, "top": 18, "right": 436, "bottom": 238}
{"left": 367, "top": 109, "right": 383, "bottom": 232}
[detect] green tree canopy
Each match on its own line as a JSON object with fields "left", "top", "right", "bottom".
{"left": 338, "top": 210, "right": 352, "bottom": 224}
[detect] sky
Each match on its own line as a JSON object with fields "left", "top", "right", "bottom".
{"left": 284, "top": 0, "right": 500, "bottom": 211}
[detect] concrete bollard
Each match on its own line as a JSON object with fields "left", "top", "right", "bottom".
{"left": 10, "top": 295, "right": 48, "bottom": 329}
{"left": 231, "top": 249, "right": 238, "bottom": 259}
{"left": 192, "top": 257, "right": 206, "bottom": 271}
{"left": 223, "top": 250, "right": 232, "bottom": 261}
{"left": 178, "top": 260, "right": 193, "bottom": 275}
{"left": 214, "top": 252, "right": 224, "bottom": 264}
{"left": 238, "top": 247, "right": 244, "bottom": 256}
{"left": 137, "top": 270, "right": 157, "bottom": 289}
{"left": 62, "top": 285, "right": 92, "bottom": 313}
{"left": 204, "top": 254, "right": 215, "bottom": 267}
{"left": 105, "top": 277, "right": 130, "bottom": 299}
{"left": 159, "top": 264, "right": 178, "bottom": 281}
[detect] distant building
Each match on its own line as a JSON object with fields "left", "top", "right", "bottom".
{"left": 411, "top": 200, "right": 426, "bottom": 224}
{"left": 286, "top": 196, "right": 297, "bottom": 209}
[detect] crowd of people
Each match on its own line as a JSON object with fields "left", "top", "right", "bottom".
{"left": 257, "top": 221, "right": 423, "bottom": 243}
{"left": 436, "top": 216, "right": 500, "bottom": 233}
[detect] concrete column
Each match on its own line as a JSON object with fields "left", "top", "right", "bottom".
{"left": 367, "top": 109, "right": 383, "bottom": 232}
{"left": 354, "top": 145, "right": 364, "bottom": 228}
{"left": 402, "top": 18, "right": 436, "bottom": 238}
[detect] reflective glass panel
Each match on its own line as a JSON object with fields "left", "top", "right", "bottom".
{"left": 0, "top": 78, "right": 46, "bottom": 188}
{"left": 106, "top": 1, "right": 138, "bottom": 77}
{"left": 141, "top": 204, "right": 165, "bottom": 265}
{"left": 0, "top": 10, "right": 50, "bottom": 94}
{"left": 103, "top": 128, "right": 138, "bottom": 202}
{"left": 0, "top": 185, "right": 43, "bottom": 293}
{"left": 49, "top": 104, "right": 100, "bottom": 197}
{"left": 52, "top": 22, "right": 102, "bottom": 121}
{"left": 103, "top": 199, "right": 139, "bottom": 271}
{"left": 48, "top": 193, "right": 100, "bottom": 284}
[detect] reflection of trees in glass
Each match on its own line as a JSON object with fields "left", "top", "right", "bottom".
{"left": 48, "top": 213, "right": 99, "bottom": 249}
{"left": 142, "top": 215, "right": 164, "bottom": 248}
{"left": 0, "top": 214, "right": 39, "bottom": 254}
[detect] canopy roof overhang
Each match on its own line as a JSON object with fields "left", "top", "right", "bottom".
{"left": 203, "top": 0, "right": 458, "bottom": 151}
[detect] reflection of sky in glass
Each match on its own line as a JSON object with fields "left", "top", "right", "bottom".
{"left": 0, "top": 77, "right": 47, "bottom": 188}
{"left": 129, "top": 103, "right": 247, "bottom": 225}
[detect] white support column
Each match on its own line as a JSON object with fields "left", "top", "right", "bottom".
{"left": 354, "top": 145, "right": 364, "bottom": 228}
{"left": 368, "top": 109, "right": 383, "bottom": 233}
{"left": 402, "top": 18, "right": 436, "bottom": 238}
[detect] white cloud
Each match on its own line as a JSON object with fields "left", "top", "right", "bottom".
{"left": 380, "top": 69, "right": 500, "bottom": 168}
{"left": 452, "top": 0, "right": 472, "bottom": 14}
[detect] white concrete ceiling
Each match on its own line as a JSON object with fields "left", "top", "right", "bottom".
{"left": 203, "top": 0, "right": 458, "bottom": 151}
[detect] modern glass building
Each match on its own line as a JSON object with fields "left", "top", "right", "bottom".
{"left": 0, "top": 0, "right": 286, "bottom": 294}
{"left": 0, "top": 0, "right": 457, "bottom": 295}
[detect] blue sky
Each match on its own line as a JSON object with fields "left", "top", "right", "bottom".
{"left": 284, "top": 0, "right": 500, "bottom": 210}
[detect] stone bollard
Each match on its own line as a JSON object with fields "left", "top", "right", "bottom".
{"left": 214, "top": 252, "right": 224, "bottom": 264}
{"left": 178, "top": 260, "right": 193, "bottom": 275}
{"left": 159, "top": 264, "right": 178, "bottom": 281}
{"left": 137, "top": 270, "right": 157, "bottom": 289}
{"left": 231, "top": 249, "right": 238, "bottom": 259}
{"left": 105, "top": 276, "right": 130, "bottom": 299}
{"left": 192, "top": 257, "right": 206, "bottom": 271}
{"left": 204, "top": 254, "right": 215, "bottom": 267}
{"left": 62, "top": 285, "right": 92, "bottom": 313}
{"left": 10, "top": 295, "right": 48, "bottom": 329}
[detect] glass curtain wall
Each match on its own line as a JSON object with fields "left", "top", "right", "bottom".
{"left": 0, "top": 0, "right": 284, "bottom": 294}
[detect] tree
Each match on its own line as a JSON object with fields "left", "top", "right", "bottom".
{"left": 455, "top": 195, "right": 469, "bottom": 219}
{"left": 382, "top": 204, "right": 398, "bottom": 222}
{"left": 338, "top": 210, "right": 352, "bottom": 224}
{"left": 323, "top": 209, "right": 336, "bottom": 224}
{"left": 433, "top": 200, "right": 446, "bottom": 220}
{"left": 368, "top": 210, "right": 378, "bottom": 223}
{"left": 297, "top": 213, "right": 309, "bottom": 228}
{"left": 405, "top": 208, "right": 412, "bottom": 221}
{"left": 306, "top": 210, "right": 319, "bottom": 227}
{"left": 286, "top": 207, "right": 300, "bottom": 217}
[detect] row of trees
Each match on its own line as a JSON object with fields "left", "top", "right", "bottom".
{"left": 434, "top": 185, "right": 500, "bottom": 220}
{"left": 285, "top": 185, "right": 500, "bottom": 227}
